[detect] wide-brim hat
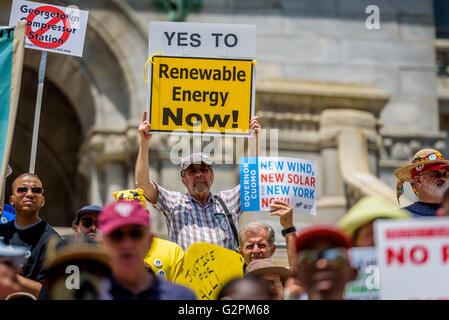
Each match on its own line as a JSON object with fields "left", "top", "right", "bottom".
{"left": 245, "top": 258, "right": 291, "bottom": 281}
{"left": 5, "top": 292, "right": 37, "bottom": 300}
{"left": 394, "top": 148, "right": 449, "bottom": 182}
{"left": 44, "top": 235, "right": 112, "bottom": 271}
{"left": 338, "top": 196, "right": 411, "bottom": 239}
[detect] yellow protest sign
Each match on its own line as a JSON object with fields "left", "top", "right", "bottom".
{"left": 150, "top": 56, "right": 254, "bottom": 136}
{"left": 174, "top": 242, "right": 244, "bottom": 300}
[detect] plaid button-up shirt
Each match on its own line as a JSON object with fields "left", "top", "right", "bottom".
{"left": 153, "top": 182, "right": 241, "bottom": 252}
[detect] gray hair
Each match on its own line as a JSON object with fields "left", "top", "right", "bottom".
{"left": 238, "top": 222, "right": 276, "bottom": 250}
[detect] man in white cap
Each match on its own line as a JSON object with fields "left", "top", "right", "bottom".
{"left": 135, "top": 112, "right": 261, "bottom": 251}
{"left": 395, "top": 148, "right": 449, "bottom": 217}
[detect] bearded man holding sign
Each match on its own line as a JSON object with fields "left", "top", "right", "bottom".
{"left": 135, "top": 112, "right": 260, "bottom": 252}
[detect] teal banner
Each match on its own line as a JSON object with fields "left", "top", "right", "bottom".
{"left": 0, "top": 22, "right": 25, "bottom": 202}
{"left": 0, "top": 26, "right": 14, "bottom": 180}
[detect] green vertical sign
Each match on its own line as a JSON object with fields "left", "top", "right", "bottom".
{"left": 0, "top": 22, "right": 25, "bottom": 201}
{"left": 0, "top": 26, "right": 14, "bottom": 176}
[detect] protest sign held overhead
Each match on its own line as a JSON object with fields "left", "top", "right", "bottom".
{"left": 149, "top": 21, "right": 256, "bottom": 59}
{"left": 0, "top": 22, "right": 25, "bottom": 201}
{"left": 174, "top": 243, "right": 244, "bottom": 300}
{"left": 9, "top": 0, "right": 88, "bottom": 57}
{"left": 147, "top": 21, "right": 256, "bottom": 136}
{"left": 375, "top": 218, "right": 449, "bottom": 300}
{"left": 239, "top": 157, "right": 318, "bottom": 214}
{"left": 150, "top": 56, "right": 253, "bottom": 135}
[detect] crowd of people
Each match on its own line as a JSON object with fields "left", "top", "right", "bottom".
{"left": 1, "top": 113, "right": 449, "bottom": 300}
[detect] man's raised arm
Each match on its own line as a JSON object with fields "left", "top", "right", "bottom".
{"left": 248, "top": 116, "right": 261, "bottom": 157}
{"left": 270, "top": 200, "right": 298, "bottom": 273}
{"left": 135, "top": 111, "right": 159, "bottom": 204}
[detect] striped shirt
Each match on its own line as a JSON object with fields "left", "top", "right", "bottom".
{"left": 153, "top": 182, "right": 241, "bottom": 252}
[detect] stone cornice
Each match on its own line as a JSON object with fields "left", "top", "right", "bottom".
{"left": 256, "top": 79, "right": 390, "bottom": 117}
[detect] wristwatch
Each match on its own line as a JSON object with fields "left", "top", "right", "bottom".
{"left": 281, "top": 226, "right": 296, "bottom": 237}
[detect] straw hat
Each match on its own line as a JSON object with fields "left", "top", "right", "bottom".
{"left": 245, "top": 258, "right": 291, "bottom": 281}
{"left": 394, "top": 148, "right": 449, "bottom": 182}
{"left": 5, "top": 292, "right": 37, "bottom": 300}
{"left": 44, "top": 235, "right": 111, "bottom": 271}
{"left": 394, "top": 148, "right": 449, "bottom": 202}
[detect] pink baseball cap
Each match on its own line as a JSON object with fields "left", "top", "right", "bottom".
{"left": 295, "top": 225, "right": 352, "bottom": 253}
{"left": 98, "top": 200, "right": 150, "bottom": 235}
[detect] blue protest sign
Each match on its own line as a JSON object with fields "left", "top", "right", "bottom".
{"left": 239, "top": 156, "right": 318, "bottom": 214}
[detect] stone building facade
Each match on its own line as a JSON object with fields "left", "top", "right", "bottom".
{"left": 1, "top": 1, "right": 446, "bottom": 259}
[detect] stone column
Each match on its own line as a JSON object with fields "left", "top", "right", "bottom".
{"left": 318, "top": 108, "right": 383, "bottom": 222}
{"left": 319, "top": 108, "right": 380, "bottom": 194}
{"left": 78, "top": 136, "right": 102, "bottom": 206}
{"left": 80, "top": 130, "right": 140, "bottom": 205}
{"left": 103, "top": 162, "right": 126, "bottom": 203}
{"left": 125, "top": 126, "right": 141, "bottom": 189}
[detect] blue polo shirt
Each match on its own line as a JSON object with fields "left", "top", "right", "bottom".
{"left": 404, "top": 202, "right": 440, "bottom": 217}
{"left": 107, "top": 269, "right": 196, "bottom": 300}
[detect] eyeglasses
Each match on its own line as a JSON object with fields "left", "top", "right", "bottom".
{"left": 108, "top": 227, "right": 145, "bottom": 242}
{"left": 81, "top": 217, "right": 97, "bottom": 229}
{"left": 16, "top": 186, "right": 43, "bottom": 194}
{"left": 298, "top": 248, "right": 348, "bottom": 268}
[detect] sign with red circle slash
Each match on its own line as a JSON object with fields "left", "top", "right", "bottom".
{"left": 26, "top": 5, "right": 71, "bottom": 49}
{"left": 9, "top": 0, "right": 89, "bottom": 57}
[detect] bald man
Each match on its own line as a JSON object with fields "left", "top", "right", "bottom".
{"left": 0, "top": 173, "right": 60, "bottom": 298}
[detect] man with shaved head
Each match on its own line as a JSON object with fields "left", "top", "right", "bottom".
{"left": 0, "top": 173, "right": 60, "bottom": 298}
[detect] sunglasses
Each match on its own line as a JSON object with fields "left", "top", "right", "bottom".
{"left": 422, "top": 170, "right": 449, "bottom": 179}
{"left": 298, "top": 248, "right": 348, "bottom": 268}
{"left": 16, "top": 186, "right": 43, "bottom": 194}
{"left": 108, "top": 227, "right": 145, "bottom": 242}
{"left": 81, "top": 217, "right": 97, "bottom": 229}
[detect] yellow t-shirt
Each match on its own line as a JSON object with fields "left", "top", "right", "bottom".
{"left": 144, "top": 237, "right": 185, "bottom": 282}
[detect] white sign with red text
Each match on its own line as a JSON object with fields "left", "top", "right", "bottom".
{"left": 9, "top": 0, "right": 88, "bottom": 57}
{"left": 374, "top": 218, "right": 449, "bottom": 300}
{"left": 239, "top": 157, "right": 317, "bottom": 214}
